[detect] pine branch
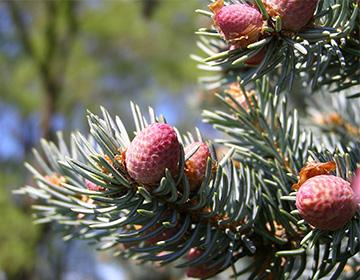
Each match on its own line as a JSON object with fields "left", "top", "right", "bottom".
{"left": 202, "top": 78, "right": 360, "bottom": 278}
{"left": 194, "top": 0, "right": 360, "bottom": 92}
{"left": 16, "top": 103, "right": 263, "bottom": 278}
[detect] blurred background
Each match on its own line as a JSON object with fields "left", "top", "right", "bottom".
{"left": 0, "top": 1, "right": 219, "bottom": 279}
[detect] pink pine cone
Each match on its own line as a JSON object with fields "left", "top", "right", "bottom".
{"left": 184, "top": 142, "right": 211, "bottom": 191}
{"left": 125, "top": 123, "right": 180, "bottom": 185}
{"left": 296, "top": 175, "right": 357, "bottom": 231}
{"left": 264, "top": 0, "right": 319, "bottom": 31}
{"left": 213, "top": 3, "right": 263, "bottom": 48}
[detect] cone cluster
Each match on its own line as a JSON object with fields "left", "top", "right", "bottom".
{"left": 125, "top": 123, "right": 211, "bottom": 191}
{"left": 209, "top": 0, "right": 319, "bottom": 64}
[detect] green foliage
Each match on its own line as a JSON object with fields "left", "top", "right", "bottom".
{"left": 80, "top": 0, "right": 201, "bottom": 90}
{"left": 0, "top": 173, "right": 39, "bottom": 276}
{"left": 0, "top": 1, "right": 201, "bottom": 116}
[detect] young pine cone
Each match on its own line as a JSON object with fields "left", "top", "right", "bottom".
{"left": 263, "top": 0, "right": 319, "bottom": 31}
{"left": 184, "top": 142, "right": 212, "bottom": 191}
{"left": 125, "top": 123, "right": 180, "bottom": 186}
{"left": 210, "top": 0, "right": 263, "bottom": 49}
{"left": 296, "top": 175, "right": 357, "bottom": 231}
